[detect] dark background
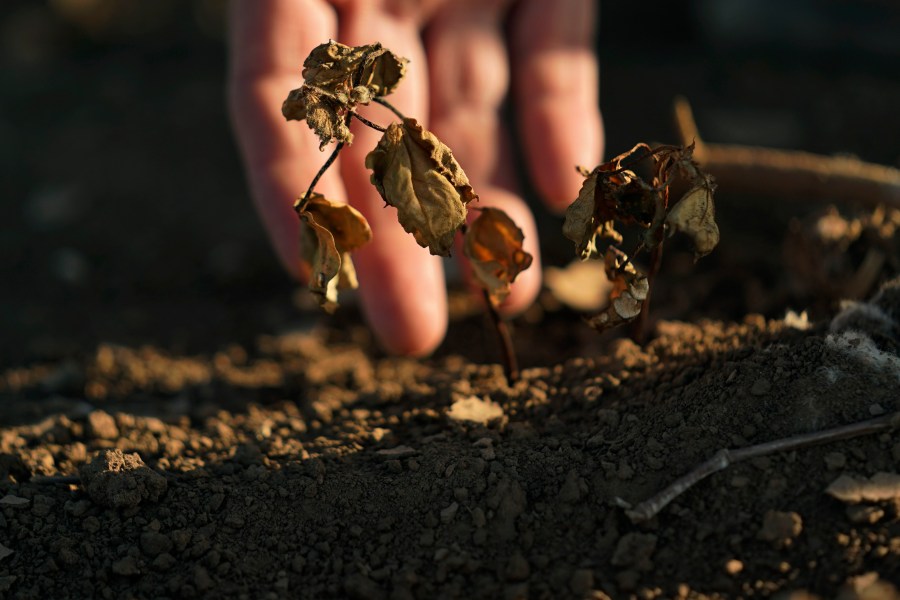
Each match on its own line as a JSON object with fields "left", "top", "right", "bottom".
{"left": 2, "top": 0, "right": 898, "bottom": 366}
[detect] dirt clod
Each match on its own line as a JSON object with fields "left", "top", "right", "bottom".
{"left": 758, "top": 510, "right": 803, "bottom": 548}
{"left": 79, "top": 449, "right": 167, "bottom": 508}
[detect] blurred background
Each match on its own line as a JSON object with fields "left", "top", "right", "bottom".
{"left": 1, "top": 0, "right": 898, "bottom": 366}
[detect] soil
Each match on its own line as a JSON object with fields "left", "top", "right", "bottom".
{"left": 2, "top": 2, "right": 900, "bottom": 599}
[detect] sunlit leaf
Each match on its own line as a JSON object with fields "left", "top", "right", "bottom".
{"left": 302, "top": 41, "right": 406, "bottom": 98}
{"left": 298, "top": 194, "right": 372, "bottom": 311}
{"left": 563, "top": 168, "right": 623, "bottom": 260}
{"left": 464, "top": 208, "right": 533, "bottom": 304}
{"left": 283, "top": 42, "right": 408, "bottom": 149}
{"left": 586, "top": 248, "right": 649, "bottom": 331}
{"left": 365, "top": 118, "right": 477, "bottom": 256}
{"left": 282, "top": 86, "right": 352, "bottom": 150}
{"left": 666, "top": 175, "right": 719, "bottom": 260}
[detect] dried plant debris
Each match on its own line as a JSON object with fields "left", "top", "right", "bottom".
{"left": 298, "top": 194, "right": 372, "bottom": 311}
{"left": 784, "top": 205, "right": 900, "bottom": 303}
{"left": 463, "top": 208, "right": 533, "bottom": 304}
{"left": 665, "top": 174, "right": 719, "bottom": 261}
{"left": 585, "top": 248, "right": 649, "bottom": 331}
{"left": 366, "top": 118, "right": 478, "bottom": 257}
{"left": 283, "top": 86, "right": 353, "bottom": 149}
{"left": 282, "top": 39, "right": 532, "bottom": 381}
{"left": 564, "top": 142, "right": 719, "bottom": 332}
{"left": 302, "top": 40, "right": 406, "bottom": 98}
{"left": 283, "top": 41, "right": 408, "bottom": 149}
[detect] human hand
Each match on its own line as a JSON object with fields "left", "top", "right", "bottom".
{"left": 228, "top": 0, "right": 603, "bottom": 356}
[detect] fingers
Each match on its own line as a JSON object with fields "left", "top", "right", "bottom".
{"left": 424, "top": 0, "right": 510, "bottom": 185}
{"left": 227, "top": 0, "right": 346, "bottom": 279}
{"left": 426, "top": 0, "right": 541, "bottom": 316}
{"left": 336, "top": 4, "right": 448, "bottom": 356}
{"left": 510, "top": 0, "right": 604, "bottom": 212}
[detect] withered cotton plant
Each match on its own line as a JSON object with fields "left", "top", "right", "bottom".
{"left": 563, "top": 143, "right": 720, "bottom": 336}
{"left": 282, "top": 40, "right": 532, "bottom": 380}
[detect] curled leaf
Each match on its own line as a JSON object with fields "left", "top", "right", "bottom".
{"left": 464, "top": 208, "right": 533, "bottom": 304}
{"left": 298, "top": 194, "right": 372, "bottom": 311}
{"left": 586, "top": 248, "right": 649, "bottom": 331}
{"left": 302, "top": 41, "right": 406, "bottom": 98}
{"left": 563, "top": 168, "right": 623, "bottom": 260}
{"left": 357, "top": 45, "right": 407, "bottom": 97}
{"left": 282, "top": 86, "right": 352, "bottom": 150}
{"left": 666, "top": 175, "right": 719, "bottom": 260}
{"left": 283, "top": 42, "right": 408, "bottom": 149}
{"left": 365, "top": 118, "right": 477, "bottom": 256}
{"left": 563, "top": 170, "right": 600, "bottom": 259}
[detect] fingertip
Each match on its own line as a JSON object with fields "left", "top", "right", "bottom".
{"left": 374, "top": 297, "right": 448, "bottom": 357}
{"left": 523, "top": 102, "right": 604, "bottom": 215}
{"left": 354, "top": 226, "right": 449, "bottom": 358}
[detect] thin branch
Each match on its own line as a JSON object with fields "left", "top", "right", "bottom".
{"left": 349, "top": 111, "right": 386, "bottom": 132}
{"left": 295, "top": 141, "right": 344, "bottom": 213}
{"left": 631, "top": 241, "right": 663, "bottom": 344}
{"left": 372, "top": 97, "right": 407, "bottom": 121}
{"left": 673, "top": 96, "right": 900, "bottom": 210}
{"left": 624, "top": 411, "right": 897, "bottom": 523}
{"left": 482, "top": 289, "right": 519, "bottom": 384}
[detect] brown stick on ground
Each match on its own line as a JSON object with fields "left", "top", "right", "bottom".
{"left": 623, "top": 411, "right": 897, "bottom": 523}
{"left": 673, "top": 97, "right": 900, "bottom": 210}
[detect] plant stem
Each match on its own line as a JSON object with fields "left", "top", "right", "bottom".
{"left": 482, "top": 289, "right": 519, "bottom": 384}
{"left": 295, "top": 141, "right": 344, "bottom": 213}
{"left": 350, "top": 111, "right": 386, "bottom": 132}
{"left": 373, "top": 97, "right": 407, "bottom": 120}
{"left": 631, "top": 240, "right": 664, "bottom": 344}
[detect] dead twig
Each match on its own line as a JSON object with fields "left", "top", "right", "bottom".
{"left": 624, "top": 411, "right": 898, "bottom": 523}
{"left": 674, "top": 97, "right": 900, "bottom": 211}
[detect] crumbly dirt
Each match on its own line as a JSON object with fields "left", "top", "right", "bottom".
{"left": 3, "top": 2, "right": 900, "bottom": 599}
{"left": 2, "top": 303, "right": 900, "bottom": 600}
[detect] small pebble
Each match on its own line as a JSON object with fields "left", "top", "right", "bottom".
{"left": 846, "top": 505, "right": 884, "bottom": 524}
{"left": 724, "top": 559, "right": 743, "bottom": 575}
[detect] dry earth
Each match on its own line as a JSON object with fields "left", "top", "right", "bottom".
{"left": 3, "top": 2, "right": 900, "bottom": 598}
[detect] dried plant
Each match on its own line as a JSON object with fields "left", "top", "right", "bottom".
{"left": 564, "top": 143, "right": 720, "bottom": 335}
{"left": 282, "top": 41, "right": 532, "bottom": 379}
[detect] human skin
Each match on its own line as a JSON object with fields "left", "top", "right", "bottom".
{"left": 228, "top": 0, "right": 603, "bottom": 356}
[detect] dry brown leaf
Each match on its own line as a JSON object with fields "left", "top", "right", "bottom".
{"left": 666, "top": 175, "right": 719, "bottom": 260}
{"left": 463, "top": 208, "right": 533, "bottom": 304}
{"left": 563, "top": 170, "right": 600, "bottom": 259}
{"left": 302, "top": 41, "right": 362, "bottom": 90}
{"left": 283, "top": 42, "right": 407, "bottom": 149}
{"left": 302, "top": 193, "right": 372, "bottom": 252}
{"left": 563, "top": 168, "right": 624, "bottom": 260}
{"left": 357, "top": 45, "right": 407, "bottom": 97}
{"left": 298, "top": 194, "right": 372, "bottom": 311}
{"left": 586, "top": 248, "right": 649, "bottom": 331}
{"left": 302, "top": 41, "right": 406, "bottom": 98}
{"left": 365, "top": 118, "right": 477, "bottom": 256}
{"left": 282, "top": 86, "right": 352, "bottom": 150}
